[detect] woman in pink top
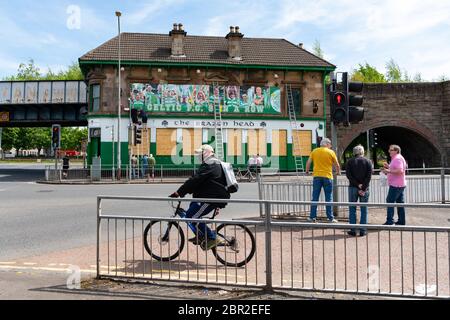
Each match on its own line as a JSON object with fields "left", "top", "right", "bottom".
{"left": 382, "top": 145, "right": 407, "bottom": 225}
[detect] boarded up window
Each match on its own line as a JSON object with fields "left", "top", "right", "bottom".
{"left": 157, "top": 129, "right": 177, "bottom": 156}
{"left": 272, "top": 130, "right": 287, "bottom": 156}
{"left": 247, "top": 129, "right": 267, "bottom": 156}
{"left": 227, "top": 129, "right": 242, "bottom": 156}
{"left": 182, "top": 129, "right": 203, "bottom": 156}
{"left": 292, "top": 130, "right": 312, "bottom": 156}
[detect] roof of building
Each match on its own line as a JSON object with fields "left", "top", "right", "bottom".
{"left": 79, "top": 32, "right": 335, "bottom": 69}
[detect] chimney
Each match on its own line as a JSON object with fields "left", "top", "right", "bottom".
{"left": 226, "top": 26, "right": 244, "bottom": 61}
{"left": 298, "top": 43, "right": 304, "bottom": 49}
{"left": 169, "top": 22, "right": 187, "bottom": 57}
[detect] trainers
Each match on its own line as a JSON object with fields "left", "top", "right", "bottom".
{"left": 307, "top": 218, "right": 317, "bottom": 223}
{"left": 188, "top": 236, "right": 204, "bottom": 245}
{"left": 383, "top": 222, "right": 394, "bottom": 226}
{"left": 347, "top": 231, "right": 357, "bottom": 237}
{"left": 328, "top": 219, "right": 338, "bottom": 223}
{"left": 200, "top": 238, "right": 223, "bottom": 251}
{"left": 359, "top": 232, "right": 367, "bottom": 237}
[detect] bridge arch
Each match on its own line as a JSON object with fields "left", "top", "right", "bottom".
{"left": 340, "top": 119, "right": 444, "bottom": 168}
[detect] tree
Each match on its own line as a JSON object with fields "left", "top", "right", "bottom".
{"left": 3, "top": 60, "right": 83, "bottom": 81}
{"left": 385, "top": 59, "right": 404, "bottom": 83}
{"left": 1, "top": 128, "right": 19, "bottom": 150}
{"left": 312, "top": 39, "right": 324, "bottom": 59}
{"left": 61, "top": 128, "right": 88, "bottom": 151}
{"left": 29, "top": 128, "right": 51, "bottom": 156}
{"left": 351, "top": 63, "right": 386, "bottom": 83}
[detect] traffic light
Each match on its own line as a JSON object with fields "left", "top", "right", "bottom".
{"left": 131, "top": 108, "right": 139, "bottom": 124}
{"left": 369, "top": 129, "right": 378, "bottom": 148}
{"left": 343, "top": 72, "right": 365, "bottom": 125}
{"left": 330, "top": 76, "right": 347, "bottom": 124}
{"left": 51, "top": 124, "right": 61, "bottom": 150}
{"left": 134, "top": 126, "right": 142, "bottom": 145}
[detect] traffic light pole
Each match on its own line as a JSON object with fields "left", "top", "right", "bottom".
{"left": 331, "top": 121, "right": 339, "bottom": 217}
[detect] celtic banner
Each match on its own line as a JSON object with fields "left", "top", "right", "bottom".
{"left": 130, "top": 83, "right": 281, "bottom": 114}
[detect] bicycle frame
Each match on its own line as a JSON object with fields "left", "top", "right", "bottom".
{"left": 169, "top": 201, "right": 220, "bottom": 240}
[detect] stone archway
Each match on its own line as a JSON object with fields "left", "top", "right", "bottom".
{"left": 339, "top": 119, "right": 444, "bottom": 168}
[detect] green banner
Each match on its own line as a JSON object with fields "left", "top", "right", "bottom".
{"left": 130, "top": 83, "right": 281, "bottom": 114}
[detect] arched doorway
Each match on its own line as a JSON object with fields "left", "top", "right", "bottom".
{"left": 343, "top": 126, "right": 442, "bottom": 169}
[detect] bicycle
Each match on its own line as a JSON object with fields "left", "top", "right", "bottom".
{"left": 235, "top": 167, "right": 256, "bottom": 182}
{"left": 143, "top": 201, "right": 256, "bottom": 267}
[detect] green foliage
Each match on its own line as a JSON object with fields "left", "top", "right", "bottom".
{"left": 61, "top": 128, "right": 88, "bottom": 151}
{"left": 312, "top": 40, "right": 324, "bottom": 59}
{"left": 351, "top": 63, "right": 386, "bottom": 83}
{"left": 3, "top": 59, "right": 83, "bottom": 81}
{"left": 385, "top": 58, "right": 410, "bottom": 83}
{"left": 1, "top": 128, "right": 19, "bottom": 150}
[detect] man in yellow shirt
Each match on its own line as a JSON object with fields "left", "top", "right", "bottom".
{"left": 305, "top": 138, "right": 341, "bottom": 223}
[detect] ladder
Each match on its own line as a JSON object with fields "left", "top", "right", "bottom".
{"left": 286, "top": 84, "right": 305, "bottom": 174}
{"left": 212, "top": 83, "right": 225, "bottom": 160}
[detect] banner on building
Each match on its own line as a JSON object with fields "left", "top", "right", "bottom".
{"left": 130, "top": 83, "right": 281, "bottom": 114}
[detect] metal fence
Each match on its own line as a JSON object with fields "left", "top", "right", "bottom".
{"left": 96, "top": 197, "right": 450, "bottom": 299}
{"left": 44, "top": 165, "right": 197, "bottom": 183}
{"left": 259, "top": 168, "right": 450, "bottom": 219}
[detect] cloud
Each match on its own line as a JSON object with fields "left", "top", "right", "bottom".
{"left": 125, "top": 0, "right": 186, "bottom": 26}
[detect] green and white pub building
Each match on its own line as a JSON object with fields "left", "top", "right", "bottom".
{"left": 79, "top": 24, "right": 335, "bottom": 171}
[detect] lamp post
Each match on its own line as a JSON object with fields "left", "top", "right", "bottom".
{"left": 116, "top": 11, "right": 122, "bottom": 179}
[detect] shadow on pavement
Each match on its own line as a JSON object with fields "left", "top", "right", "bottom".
{"left": 0, "top": 169, "right": 44, "bottom": 182}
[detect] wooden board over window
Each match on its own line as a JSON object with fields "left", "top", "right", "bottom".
{"left": 130, "top": 128, "right": 150, "bottom": 156}
{"left": 182, "top": 129, "right": 203, "bottom": 156}
{"left": 157, "top": 129, "right": 177, "bottom": 156}
{"left": 247, "top": 129, "right": 267, "bottom": 156}
{"left": 272, "top": 130, "right": 287, "bottom": 156}
{"left": 227, "top": 129, "right": 242, "bottom": 156}
{"left": 292, "top": 130, "right": 312, "bottom": 157}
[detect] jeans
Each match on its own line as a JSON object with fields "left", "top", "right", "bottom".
{"left": 310, "top": 177, "right": 334, "bottom": 220}
{"left": 348, "top": 187, "right": 370, "bottom": 234}
{"left": 386, "top": 186, "right": 406, "bottom": 225}
{"left": 141, "top": 165, "right": 148, "bottom": 177}
{"left": 184, "top": 202, "right": 217, "bottom": 240}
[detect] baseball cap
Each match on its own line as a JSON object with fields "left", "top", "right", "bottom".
{"left": 194, "top": 144, "right": 215, "bottom": 154}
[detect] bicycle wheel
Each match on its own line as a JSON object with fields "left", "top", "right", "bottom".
{"left": 143, "top": 221, "right": 185, "bottom": 261}
{"left": 212, "top": 224, "right": 256, "bottom": 267}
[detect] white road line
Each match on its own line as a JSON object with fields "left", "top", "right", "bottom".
{"left": 0, "top": 265, "right": 96, "bottom": 274}
{"left": 23, "top": 262, "right": 38, "bottom": 266}
{"left": 0, "top": 262, "right": 16, "bottom": 265}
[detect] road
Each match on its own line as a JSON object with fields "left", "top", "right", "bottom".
{"left": 0, "top": 172, "right": 262, "bottom": 261}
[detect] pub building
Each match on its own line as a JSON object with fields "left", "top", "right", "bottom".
{"left": 79, "top": 24, "right": 335, "bottom": 171}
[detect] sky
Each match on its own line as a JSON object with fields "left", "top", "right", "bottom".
{"left": 0, "top": 0, "right": 449, "bottom": 81}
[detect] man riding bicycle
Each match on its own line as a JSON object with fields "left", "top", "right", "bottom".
{"left": 169, "top": 144, "right": 231, "bottom": 250}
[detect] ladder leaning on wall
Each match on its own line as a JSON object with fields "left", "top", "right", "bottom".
{"left": 212, "top": 82, "right": 225, "bottom": 160}
{"left": 286, "top": 84, "right": 305, "bottom": 174}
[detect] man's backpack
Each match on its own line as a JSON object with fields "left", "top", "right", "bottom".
{"left": 220, "top": 161, "right": 239, "bottom": 193}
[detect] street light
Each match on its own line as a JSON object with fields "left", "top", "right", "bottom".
{"left": 116, "top": 11, "right": 122, "bottom": 179}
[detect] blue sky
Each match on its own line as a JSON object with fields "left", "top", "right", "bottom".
{"left": 1, "top": 0, "right": 449, "bottom": 81}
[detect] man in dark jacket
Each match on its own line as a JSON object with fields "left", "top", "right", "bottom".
{"left": 170, "top": 145, "right": 230, "bottom": 250}
{"left": 345, "top": 145, "right": 373, "bottom": 237}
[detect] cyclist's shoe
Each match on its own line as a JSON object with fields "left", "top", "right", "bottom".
{"left": 188, "top": 236, "right": 204, "bottom": 245}
{"left": 200, "top": 238, "right": 223, "bottom": 251}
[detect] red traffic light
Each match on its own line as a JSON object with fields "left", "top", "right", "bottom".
{"left": 333, "top": 92, "right": 346, "bottom": 107}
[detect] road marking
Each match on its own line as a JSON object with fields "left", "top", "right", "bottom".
{"left": 23, "top": 262, "right": 38, "bottom": 266}
{"left": 0, "top": 265, "right": 96, "bottom": 274}
{"left": 0, "top": 262, "right": 16, "bottom": 265}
